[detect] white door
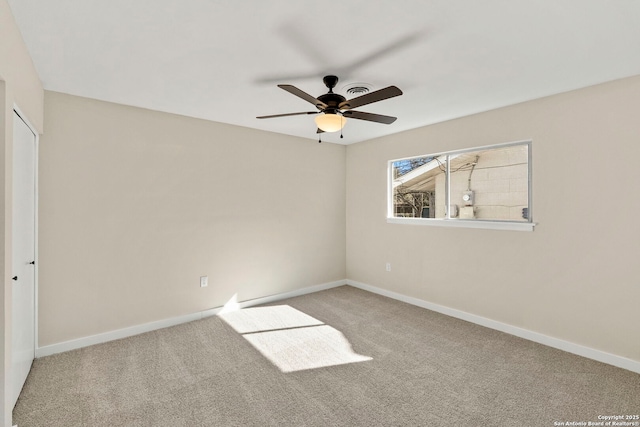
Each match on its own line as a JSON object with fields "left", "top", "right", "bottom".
{"left": 11, "top": 111, "right": 36, "bottom": 408}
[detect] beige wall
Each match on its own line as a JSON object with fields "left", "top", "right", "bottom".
{"left": 38, "top": 91, "right": 346, "bottom": 346}
{"left": 346, "top": 75, "right": 640, "bottom": 363}
{"left": 1, "top": 0, "right": 44, "bottom": 425}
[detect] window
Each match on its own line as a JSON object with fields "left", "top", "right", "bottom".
{"left": 388, "top": 140, "right": 533, "bottom": 231}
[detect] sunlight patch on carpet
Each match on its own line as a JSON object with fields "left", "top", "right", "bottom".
{"left": 219, "top": 305, "right": 323, "bottom": 333}
{"left": 219, "top": 305, "right": 372, "bottom": 372}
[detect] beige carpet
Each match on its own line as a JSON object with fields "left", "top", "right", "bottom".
{"left": 13, "top": 286, "right": 640, "bottom": 426}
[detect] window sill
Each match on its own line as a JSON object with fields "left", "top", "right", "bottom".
{"left": 386, "top": 217, "right": 535, "bottom": 231}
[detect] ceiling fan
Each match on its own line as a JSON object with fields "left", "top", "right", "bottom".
{"left": 257, "top": 75, "right": 402, "bottom": 140}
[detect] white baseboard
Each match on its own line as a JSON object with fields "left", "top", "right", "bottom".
{"left": 346, "top": 279, "right": 640, "bottom": 374}
{"left": 36, "top": 280, "right": 346, "bottom": 358}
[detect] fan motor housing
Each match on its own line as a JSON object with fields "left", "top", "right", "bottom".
{"left": 317, "top": 93, "right": 346, "bottom": 109}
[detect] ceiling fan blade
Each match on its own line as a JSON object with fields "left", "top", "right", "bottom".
{"left": 257, "top": 111, "right": 319, "bottom": 119}
{"left": 339, "top": 86, "right": 403, "bottom": 110}
{"left": 339, "top": 32, "right": 422, "bottom": 76}
{"left": 316, "top": 128, "right": 325, "bottom": 134}
{"left": 343, "top": 110, "right": 397, "bottom": 124}
{"left": 256, "top": 72, "right": 328, "bottom": 85}
{"left": 278, "top": 85, "right": 328, "bottom": 109}
{"left": 255, "top": 30, "right": 422, "bottom": 85}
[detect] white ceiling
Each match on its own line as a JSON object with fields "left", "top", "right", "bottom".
{"left": 7, "top": 0, "right": 640, "bottom": 144}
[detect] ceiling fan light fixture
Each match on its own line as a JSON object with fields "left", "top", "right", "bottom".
{"left": 315, "top": 113, "right": 346, "bottom": 132}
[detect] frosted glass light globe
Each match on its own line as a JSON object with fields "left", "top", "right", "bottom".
{"left": 315, "top": 113, "right": 346, "bottom": 132}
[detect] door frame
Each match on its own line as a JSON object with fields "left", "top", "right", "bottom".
{"left": 11, "top": 104, "right": 39, "bottom": 397}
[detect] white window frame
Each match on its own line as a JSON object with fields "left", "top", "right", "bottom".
{"left": 387, "top": 140, "right": 535, "bottom": 231}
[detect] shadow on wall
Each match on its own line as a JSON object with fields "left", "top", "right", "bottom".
{"left": 219, "top": 304, "right": 371, "bottom": 373}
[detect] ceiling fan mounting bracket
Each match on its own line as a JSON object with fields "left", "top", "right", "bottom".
{"left": 323, "top": 75, "right": 339, "bottom": 92}
{"left": 318, "top": 75, "right": 346, "bottom": 108}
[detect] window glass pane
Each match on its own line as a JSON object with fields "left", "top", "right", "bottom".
{"left": 390, "top": 142, "right": 530, "bottom": 223}
{"left": 392, "top": 156, "right": 442, "bottom": 218}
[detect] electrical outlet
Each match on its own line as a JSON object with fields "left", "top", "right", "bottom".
{"left": 386, "top": 263, "right": 391, "bottom": 272}
{"left": 200, "top": 276, "right": 208, "bottom": 287}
